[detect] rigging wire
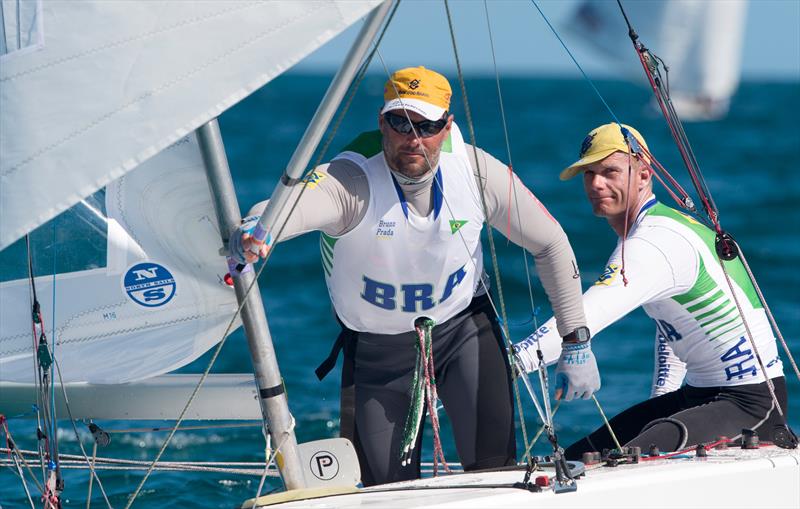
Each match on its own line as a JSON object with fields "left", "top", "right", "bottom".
{"left": 482, "top": 0, "right": 540, "bottom": 336}
{"left": 123, "top": 4, "right": 402, "bottom": 505}
{"left": 529, "top": 0, "right": 620, "bottom": 125}
{"left": 442, "top": 0, "right": 532, "bottom": 458}
{"left": 614, "top": 0, "right": 797, "bottom": 433}
{"left": 591, "top": 395, "right": 622, "bottom": 451}
{"left": 53, "top": 359, "right": 114, "bottom": 509}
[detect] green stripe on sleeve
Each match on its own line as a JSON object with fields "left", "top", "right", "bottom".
{"left": 687, "top": 290, "right": 724, "bottom": 313}
{"left": 699, "top": 305, "right": 738, "bottom": 328}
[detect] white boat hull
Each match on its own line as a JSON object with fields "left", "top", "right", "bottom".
{"left": 246, "top": 446, "right": 800, "bottom": 508}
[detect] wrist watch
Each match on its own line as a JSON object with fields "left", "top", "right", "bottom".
{"left": 562, "top": 326, "right": 591, "bottom": 344}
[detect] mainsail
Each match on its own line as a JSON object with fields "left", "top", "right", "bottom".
{"left": 567, "top": 0, "right": 747, "bottom": 120}
{"left": 0, "top": 0, "right": 380, "bottom": 250}
{"left": 0, "top": 0, "right": 381, "bottom": 383}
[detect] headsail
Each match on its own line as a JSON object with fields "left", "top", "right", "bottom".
{"left": 0, "top": 0, "right": 381, "bottom": 382}
{"left": 0, "top": 0, "right": 381, "bottom": 250}
{"left": 0, "top": 134, "right": 242, "bottom": 383}
{"left": 566, "top": 0, "right": 747, "bottom": 120}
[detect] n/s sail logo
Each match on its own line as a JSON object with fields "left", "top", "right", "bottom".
{"left": 123, "top": 262, "right": 176, "bottom": 307}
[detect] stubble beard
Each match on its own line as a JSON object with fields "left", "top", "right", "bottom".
{"left": 385, "top": 142, "right": 440, "bottom": 180}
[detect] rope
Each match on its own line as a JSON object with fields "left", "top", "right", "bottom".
{"left": 735, "top": 243, "right": 800, "bottom": 383}
{"left": 2, "top": 448, "right": 277, "bottom": 474}
{"left": 253, "top": 416, "right": 293, "bottom": 501}
{"left": 419, "top": 320, "right": 450, "bottom": 475}
{"left": 3, "top": 417, "right": 37, "bottom": 509}
{"left": 399, "top": 320, "right": 445, "bottom": 470}
{"left": 618, "top": 143, "right": 639, "bottom": 287}
{"left": 443, "top": 0, "right": 531, "bottom": 461}
{"left": 614, "top": 0, "right": 793, "bottom": 429}
{"left": 519, "top": 400, "right": 562, "bottom": 462}
{"left": 530, "top": 0, "right": 620, "bottom": 124}
{"left": 53, "top": 359, "right": 113, "bottom": 509}
{"left": 11, "top": 450, "right": 36, "bottom": 509}
{"left": 1, "top": 422, "right": 45, "bottom": 495}
{"left": 717, "top": 260, "right": 784, "bottom": 418}
{"left": 591, "top": 395, "right": 623, "bottom": 450}
{"left": 86, "top": 442, "right": 97, "bottom": 509}
{"left": 123, "top": 268, "right": 267, "bottom": 507}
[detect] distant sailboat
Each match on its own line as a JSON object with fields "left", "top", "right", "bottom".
{"left": 567, "top": 0, "right": 747, "bottom": 120}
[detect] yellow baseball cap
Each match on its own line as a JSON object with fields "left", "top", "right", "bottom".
{"left": 560, "top": 123, "right": 649, "bottom": 181}
{"left": 381, "top": 66, "right": 452, "bottom": 121}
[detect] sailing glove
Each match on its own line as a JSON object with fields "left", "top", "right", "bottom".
{"left": 228, "top": 215, "right": 272, "bottom": 267}
{"left": 554, "top": 341, "right": 601, "bottom": 401}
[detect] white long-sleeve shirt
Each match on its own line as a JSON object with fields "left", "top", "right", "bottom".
{"left": 515, "top": 195, "right": 783, "bottom": 397}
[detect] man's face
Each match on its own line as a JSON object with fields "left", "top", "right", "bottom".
{"left": 379, "top": 110, "right": 453, "bottom": 179}
{"left": 582, "top": 151, "right": 648, "bottom": 219}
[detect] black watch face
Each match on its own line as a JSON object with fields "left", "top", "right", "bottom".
{"left": 566, "top": 327, "right": 590, "bottom": 343}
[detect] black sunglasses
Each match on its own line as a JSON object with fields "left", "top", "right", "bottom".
{"left": 383, "top": 112, "right": 448, "bottom": 138}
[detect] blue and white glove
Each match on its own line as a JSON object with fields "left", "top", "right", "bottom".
{"left": 227, "top": 215, "right": 272, "bottom": 277}
{"left": 228, "top": 215, "right": 261, "bottom": 265}
{"left": 554, "top": 341, "right": 601, "bottom": 401}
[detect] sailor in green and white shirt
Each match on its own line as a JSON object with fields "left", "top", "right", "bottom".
{"left": 514, "top": 122, "right": 790, "bottom": 456}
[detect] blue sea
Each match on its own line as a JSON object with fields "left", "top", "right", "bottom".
{"left": 2, "top": 75, "right": 799, "bottom": 508}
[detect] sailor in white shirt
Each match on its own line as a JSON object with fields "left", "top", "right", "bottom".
{"left": 233, "top": 67, "right": 595, "bottom": 485}
{"left": 514, "top": 123, "right": 792, "bottom": 456}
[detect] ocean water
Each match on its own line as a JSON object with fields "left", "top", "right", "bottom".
{"left": 2, "top": 75, "right": 799, "bottom": 508}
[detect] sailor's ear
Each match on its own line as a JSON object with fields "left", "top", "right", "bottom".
{"left": 637, "top": 158, "right": 652, "bottom": 189}
{"left": 378, "top": 112, "right": 387, "bottom": 133}
{"left": 444, "top": 114, "right": 454, "bottom": 131}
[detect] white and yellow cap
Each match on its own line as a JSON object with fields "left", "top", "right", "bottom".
{"left": 381, "top": 66, "right": 452, "bottom": 121}
{"left": 560, "top": 123, "right": 649, "bottom": 181}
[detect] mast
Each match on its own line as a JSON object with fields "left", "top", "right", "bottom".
{"left": 198, "top": 0, "right": 393, "bottom": 490}
{"left": 246, "top": 0, "right": 394, "bottom": 255}
{"left": 198, "top": 120, "right": 307, "bottom": 489}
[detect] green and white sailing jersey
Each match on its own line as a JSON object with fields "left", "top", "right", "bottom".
{"left": 321, "top": 123, "right": 485, "bottom": 334}
{"left": 516, "top": 195, "right": 783, "bottom": 393}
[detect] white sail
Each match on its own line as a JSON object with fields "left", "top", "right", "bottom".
{"left": 0, "top": 134, "right": 242, "bottom": 383}
{"left": 0, "top": 0, "right": 381, "bottom": 250}
{"left": 567, "top": 0, "right": 747, "bottom": 120}
{"left": 0, "top": 0, "right": 381, "bottom": 382}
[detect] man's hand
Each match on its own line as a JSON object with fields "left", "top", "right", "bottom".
{"left": 554, "top": 341, "right": 600, "bottom": 401}
{"left": 229, "top": 215, "right": 271, "bottom": 266}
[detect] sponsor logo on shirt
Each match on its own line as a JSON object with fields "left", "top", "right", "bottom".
{"left": 302, "top": 171, "right": 326, "bottom": 189}
{"left": 376, "top": 219, "right": 396, "bottom": 239}
{"left": 594, "top": 263, "right": 620, "bottom": 286}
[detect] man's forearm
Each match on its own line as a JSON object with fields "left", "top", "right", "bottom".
{"left": 471, "top": 146, "right": 586, "bottom": 336}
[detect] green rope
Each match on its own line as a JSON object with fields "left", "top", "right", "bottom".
{"left": 399, "top": 319, "right": 436, "bottom": 465}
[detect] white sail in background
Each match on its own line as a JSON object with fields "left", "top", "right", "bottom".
{"left": 0, "top": 0, "right": 381, "bottom": 250}
{"left": 567, "top": 0, "right": 747, "bottom": 120}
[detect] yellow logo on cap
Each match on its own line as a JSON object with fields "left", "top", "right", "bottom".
{"left": 384, "top": 66, "right": 452, "bottom": 110}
